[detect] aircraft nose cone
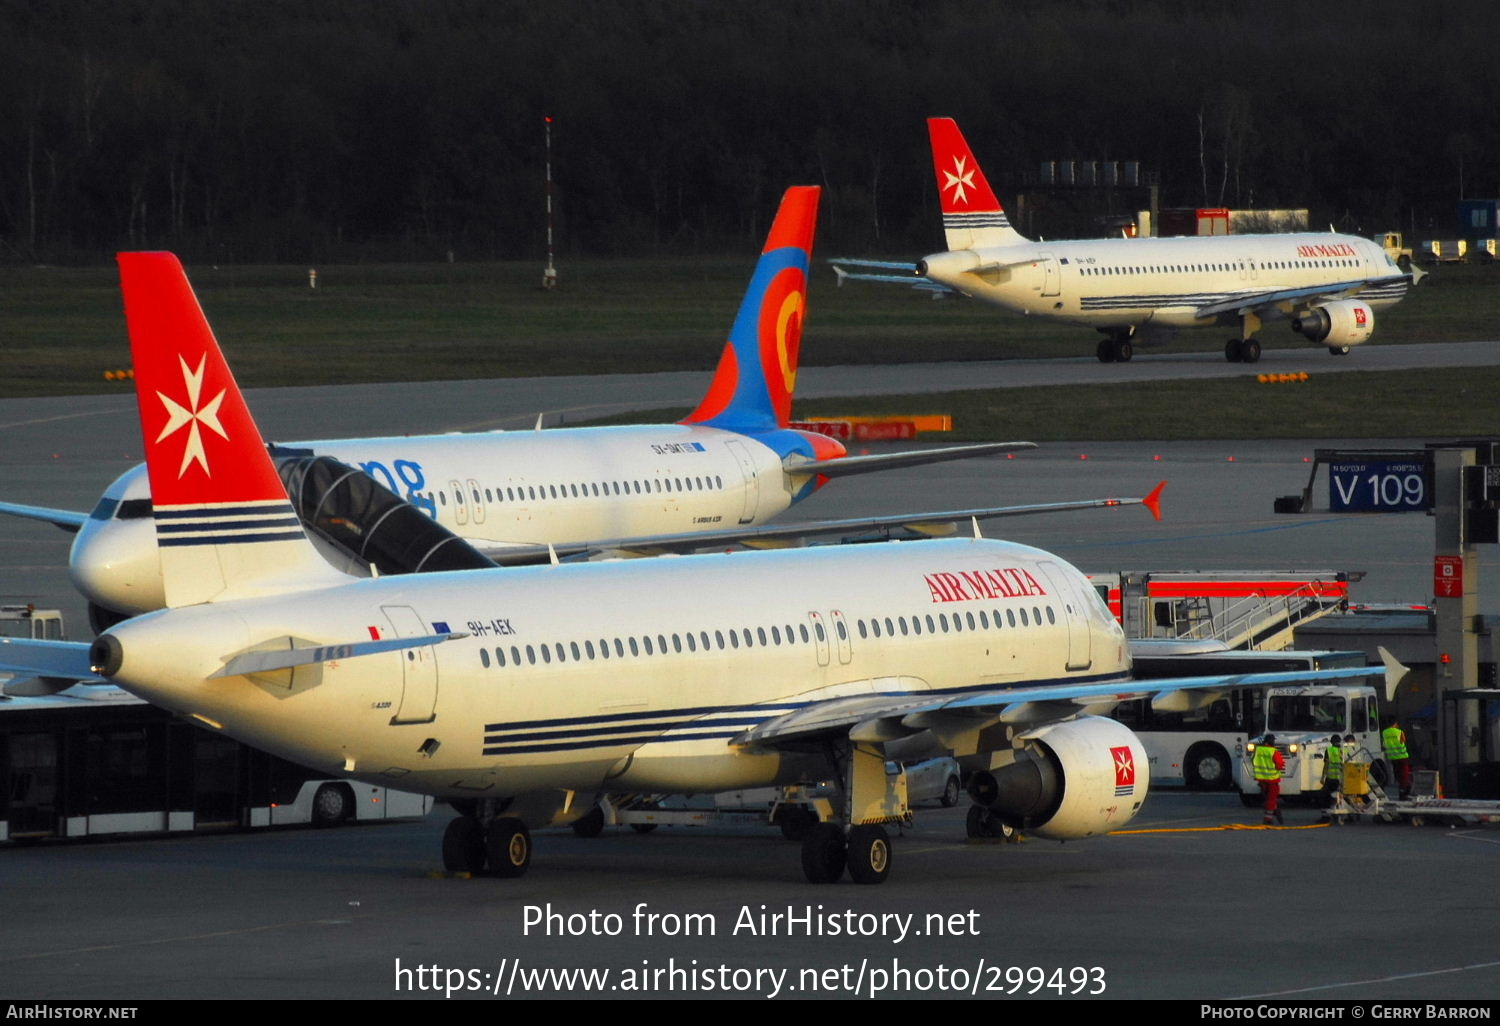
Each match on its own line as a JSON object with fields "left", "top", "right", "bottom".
{"left": 69, "top": 516, "right": 164, "bottom": 616}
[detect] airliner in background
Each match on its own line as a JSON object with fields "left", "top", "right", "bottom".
{"left": 832, "top": 118, "right": 1414, "bottom": 365}
{"left": 0, "top": 251, "right": 1401, "bottom": 884}
{"left": 0, "top": 187, "right": 1034, "bottom": 630}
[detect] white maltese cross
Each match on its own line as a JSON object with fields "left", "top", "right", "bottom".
{"left": 943, "top": 155, "right": 976, "bottom": 206}
{"left": 155, "top": 354, "right": 227, "bottom": 478}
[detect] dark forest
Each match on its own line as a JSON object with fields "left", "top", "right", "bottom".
{"left": 3, "top": 0, "right": 1495, "bottom": 264}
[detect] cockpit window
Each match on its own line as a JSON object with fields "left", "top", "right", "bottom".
{"left": 116, "top": 499, "right": 154, "bottom": 520}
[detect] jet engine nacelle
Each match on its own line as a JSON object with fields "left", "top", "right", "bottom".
{"left": 1291, "top": 300, "right": 1375, "bottom": 346}
{"left": 965, "top": 716, "right": 1148, "bottom": 839}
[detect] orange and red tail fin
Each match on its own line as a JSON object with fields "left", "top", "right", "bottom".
{"left": 682, "top": 186, "right": 819, "bottom": 433}
{"left": 118, "top": 252, "right": 341, "bottom": 606}
{"left": 927, "top": 117, "right": 1026, "bottom": 250}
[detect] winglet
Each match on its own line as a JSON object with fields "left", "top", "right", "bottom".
{"left": 1377, "top": 646, "right": 1409, "bottom": 704}
{"left": 1143, "top": 481, "right": 1166, "bottom": 522}
{"left": 682, "top": 186, "right": 819, "bottom": 432}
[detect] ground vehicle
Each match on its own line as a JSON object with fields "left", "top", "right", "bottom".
{"left": 0, "top": 605, "right": 64, "bottom": 642}
{"left": 1233, "top": 682, "right": 1385, "bottom": 804}
{"left": 0, "top": 685, "right": 430, "bottom": 842}
{"left": 1112, "top": 646, "right": 1369, "bottom": 790}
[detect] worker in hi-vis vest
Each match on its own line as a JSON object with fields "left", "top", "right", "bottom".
{"left": 1382, "top": 714, "right": 1412, "bottom": 798}
{"left": 1323, "top": 733, "right": 1345, "bottom": 809}
{"left": 1253, "top": 733, "right": 1286, "bottom": 825}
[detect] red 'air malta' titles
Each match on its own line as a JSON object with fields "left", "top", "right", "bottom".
{"left": 833, "top": 118, "right": 1414, "bottom": 367}
{"left": 925, "top": 567, "right": 1047, "bottom": 603}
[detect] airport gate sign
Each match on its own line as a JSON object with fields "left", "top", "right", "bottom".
{"left": 1328, "top": 459, "right": 1431, "bottom": 512}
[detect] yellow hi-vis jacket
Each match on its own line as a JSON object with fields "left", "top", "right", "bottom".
{"left": 1253, "top": 744, "right": 1282, "bottom": 782}
{"left": 1325, "top": 744, "right": 1343, "bottom": 782}
{"left": 1382, "top": 725, "right": 1409, "bottom": 760}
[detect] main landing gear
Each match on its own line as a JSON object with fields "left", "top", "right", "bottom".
{"left": 1224, "top": 337, "right": 1262, "bottom": 363}
{"left": 800, "top": 741, "right": 903, "bottom": 885}
{"left": 1096, "top": 336, "right": 1134, "bottom": 363}
{"left": 442, "top": 803, "right": 533, "bottom": 877}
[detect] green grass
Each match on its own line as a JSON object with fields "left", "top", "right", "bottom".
{"left": 0, "top": 257, "right": 1493, "bottom": 399}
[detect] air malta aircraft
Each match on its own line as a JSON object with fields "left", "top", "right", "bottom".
{"left": 1, "top": 187, "right": 1039, "bottom": 631}
{"left": 0, "top": 251, "right": 1402, "bottom": 884}
{"left": 832, "top": 118, "right": 1413, "bottom": 365}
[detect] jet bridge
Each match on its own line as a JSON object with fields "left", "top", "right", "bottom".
{"left": 274, "top": 455, "right": 495, "bottom": 577}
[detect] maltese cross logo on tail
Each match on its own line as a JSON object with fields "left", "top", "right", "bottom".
{"left": 943, "top": 155, "right": 976, "bottom": 206}
{"left": 155, "top": 354, "right": 228, "bottom": 478}
{"left": 1112, "top": 745, "right": 1136, "bottom": 796}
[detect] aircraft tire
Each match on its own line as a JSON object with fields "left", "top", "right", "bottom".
{"left": 1329, "top": 345, "right": 1351, "bottom": 355}
{"left": 800, "top": 822, "right": 847, "bottom": 884}
{"left": 442, "top": 815, "right": 487, "bottom": 874}
{"left": 1225, "top": 339, "right": 1243, "bottom": 362}
{"left": 1242, "top": 339, "right": 1261, "bottom": 363}
{"left": 1115, "top": 339, "right": 1133, "bottom": 362}
{"left": 1096, "top": 339, "right": 1116, "bottom": 363}
{"left": 846, "top": 825, "right": 892, "bottom": 885}
{"left": 486, "top": 817, "right": 532, "bottom": 878}
{"left": 571, "top": 806, "right": 605, "bottom": 838}
{"left": 311, "top": 783, "right": 352, "bottom": 826}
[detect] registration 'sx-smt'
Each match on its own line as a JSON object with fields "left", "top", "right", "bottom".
{"left": 0, "top": 254, "right": 1399, "bottom": 885}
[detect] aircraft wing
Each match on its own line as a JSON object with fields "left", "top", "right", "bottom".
{"left": 1192, "top": 274, "right": 1411, "bottom": 319}
{"left": 733, "top": 652, "right": 1407, "bottom": 749}
{"left": 0, "top": 500, "right": 88, "bottom": 533}
{"left": 785, "top": 441, "right": 1036, "bottom": 479}
{"left": 480, "top": 483, "right": 1164, "bottom": 564}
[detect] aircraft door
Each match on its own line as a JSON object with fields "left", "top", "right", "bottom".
{"left": 447, "top": 479, "right": 468, "bottom": 526}
{"left": 383, "top": 604, "right": 439, "bottom": 724}
{"left": 807, "top": 611, "right": 830, "bottom": 667}
{"left": 724, "top": 440, "right": 761, "bottom": 524}
{"left": 830, "top": 609, "right": 852, "bottom": 665}
{"left": 1039, "top": 252, "right": 1061, "bottom": 297}
{"left": 1037, "top": 562, "right": 1092, "bottom": 671}
{"left": 467, "top": 478, "right": 485, "bottom": 524}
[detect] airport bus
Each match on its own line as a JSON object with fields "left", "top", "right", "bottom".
{"left": 0, "top": 684, "right": 430, "bottom": 843}
{"left": 1110, "top": 645, "right": 1371, "bottom": 790}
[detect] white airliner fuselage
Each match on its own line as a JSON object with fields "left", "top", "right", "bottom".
{"left": 99, "top": 536, "right": 1131, "bottom": 801}
{"left": 918, "top": 232, "right": 1407, "bottom": 338}
{"left": 74, "top": 423, "right": 801, "bottom": 615}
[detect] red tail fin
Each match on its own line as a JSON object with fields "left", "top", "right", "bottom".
{"left": 926, "top": 118, "right": 1025, "bottom": 249}
{"left": 117, "top": 253, "right": 341, "bottom": 605}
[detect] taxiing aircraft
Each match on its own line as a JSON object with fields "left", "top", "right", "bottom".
{"left": 832, "top": 118, "right": 1413, "bottom": 365}
{"left": 0, "top": 251, "right": 1401, "bottom": 885}
{"left": 1, "top": 187, "right": 1032, "bottom": 630}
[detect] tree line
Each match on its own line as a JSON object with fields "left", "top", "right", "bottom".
{"left": 2, "top": 0, "right": 1495, "bottom": 264}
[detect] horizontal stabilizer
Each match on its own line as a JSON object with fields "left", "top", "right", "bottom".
{"left": 0, "top": 638, "right": 98, "bottom": 681}
{"left": 211, "top": 630, "right": 468, "bottom": 679}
